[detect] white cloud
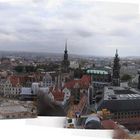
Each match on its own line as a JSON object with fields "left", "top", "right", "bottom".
{"left": 0, "top": 0, "right": 65, "bottom": 9}
{"left": 0, "top": 33, "right": 18, "bottom": 42}
{"left": 0, "top": 0, "right": 139, "bottom": 56}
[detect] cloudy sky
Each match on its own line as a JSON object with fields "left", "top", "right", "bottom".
{"left": 0, "top": 0, "right": 140, "bottom": 56}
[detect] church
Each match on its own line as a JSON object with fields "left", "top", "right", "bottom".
{"left": 95, "top": 50, "right": 140, "bottom": 134}
{"left": 61, "top": 40, "right": 70, "bottom": 73}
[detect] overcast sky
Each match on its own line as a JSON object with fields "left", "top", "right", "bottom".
{"left": 0, "top": 0, "right": 140, "bottom": 56}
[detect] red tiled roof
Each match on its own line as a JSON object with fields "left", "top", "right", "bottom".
{"left": 9, "top": 75, "right": 33, "bottom": 87}
{"left": 81, "top": 75, "right": 91, "bottom": 82}
{"left": 64, "top": 80, "right": 77, "bottom": 89}
{"left": 8, "top": 74, "right": 41, "bottom": 87}
{"left": 64, "top": 75, "right": 91, "bottom": 89}
{"left": 52, "top": 88, "right": 64, "bottom": 101}
{"left": 9, "top": 76, "right": 20, "bottom": 87}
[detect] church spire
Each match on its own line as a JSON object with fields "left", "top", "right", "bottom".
{"left": 64, "top": 40, "right": 68, "bottom": 61}
{"left": 65, "top": 39, "right": 67, "bottom": 52}
{"left": 112, "top": 49, "right": 121, "bottom": 86}
{"left": 61, "top": 40, "right": 70, "bottom": 73}
{"left": 115, "top": 49, "right": 118, "bottom": 57}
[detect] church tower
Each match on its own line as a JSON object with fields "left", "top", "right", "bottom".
{"left": 112, "top": 49, "right": 121, "bottom": 86}
{"left": 138, "top": 70, "right": 140, "bottom": 89}
{"left": 64, "top": 41, "right": 68, "bottom": 61}
{"left": 61, "top": 40, "right": 70, "bottom": 73}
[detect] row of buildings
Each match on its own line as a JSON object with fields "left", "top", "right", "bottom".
{"left": 90, "top": 52, "right": 140, "bottom": 134}
{"left": 63, "top": 46, "right": 140, "bottom": 136}
{"left": 1, "top": 40, "right": 140, "bottom": 135}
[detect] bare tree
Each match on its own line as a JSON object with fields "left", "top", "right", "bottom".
{"left": 37, "top": 91, "right": 66, "bottom": 116}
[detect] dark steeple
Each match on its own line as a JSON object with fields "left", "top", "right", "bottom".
{"left": 64, "top": 40, "right": 68, "bottom": 61}
{"left": 61, "top": 40, "right": 70, "bottom": 73}
{"left": 138, "top": 70, "right": 140, "bottom": 89}
{"left": 112, "top": 49, "right": 121, "bottom": 86}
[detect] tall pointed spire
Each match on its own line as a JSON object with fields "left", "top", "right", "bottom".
{"left": 138, "top": 70, "right": 140, "bottom": 89}
{"left": 116, "top": 49, "right": 118, "bottom": 55}
{"left": 65, "top": 39, "right": 67, "bottom": 52}
{"left": 61, "top": 40, "right": 70, "bottom": 73}
{"left": 115, "top": 49, "right": 118, "bottom": 57}
{"left": 112, "top": 49, "right": 121, "bottom": 86}
{"left": 64, "top": 39, "right": 68, "bottom": 60}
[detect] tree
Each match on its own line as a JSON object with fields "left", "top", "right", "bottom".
{"left": 14, "top": 66, "right": 24, "bottom": 73}
{"left": 121, "top": 74, "right": 132, "bottom": 82}
{"left": 37, "top": 92, "right": 66, "bottom": 116}
{"left": 25, "top": 66, "right": 36, "bottom": 72}
{"left": 74, "top": 68, "right": 83, "bottom": 79}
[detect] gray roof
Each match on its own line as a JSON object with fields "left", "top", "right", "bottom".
{"left": 104, "top": 86, "right": 140, "bottom": 100}
{"left": 20, "top": 87, "right": 32, "bottom": 95}
{"left": 96, "top": 99, "right": 140, "bottom": 112}
{"left": 96, "top": 86, "right": 140, "bottom": 112}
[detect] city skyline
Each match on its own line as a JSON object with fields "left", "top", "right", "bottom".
{"left": 0, "top": 0, "right": 140, "bottom": 56}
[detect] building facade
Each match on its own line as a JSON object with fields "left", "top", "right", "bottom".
{"left": 42, "top": 73, "right": 53, "bottom": 87}
{"left": 95, "top": 86, "right": 140, "bottom": 134}
{"left": 0, "top": 77, "right": 21, "bottom": 98}
{"left": 86, "top": 68, "right": 112, "bottom": 91}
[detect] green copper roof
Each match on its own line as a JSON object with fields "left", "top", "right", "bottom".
{"left": 86, "top": 69, "right": 109, "bottom": 75}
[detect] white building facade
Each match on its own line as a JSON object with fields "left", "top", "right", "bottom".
{"left": 0, "top": 79, "right": 21, "bottom": 98}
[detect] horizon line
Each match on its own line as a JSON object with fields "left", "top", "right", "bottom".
{"left": 0, "top": 49, "right": 140, "bottom": 58}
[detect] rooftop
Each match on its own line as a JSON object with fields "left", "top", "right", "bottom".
{"left": 9, "top": 76, "right": 20, "bottom": 87}
{"left": 21, "top": 87, "right": 32, "bottom": 95}
{"left": 86, "top": 69, "right": 109, "bottom": 75}
{"left": 51, "top": 87, "right": 64, "bottom": 101}
{"left": 96, "top": 86, "right": 140, "bottom": 112}
{"left": 64, "top": 75, "right": 91, "bottom": 89}
{"left": 104, "top": 86, "right": 140, "bottom": 100}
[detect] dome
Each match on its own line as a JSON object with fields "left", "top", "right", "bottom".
{"left": 84, "top": 115, "right": 101, "bottom": 129}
